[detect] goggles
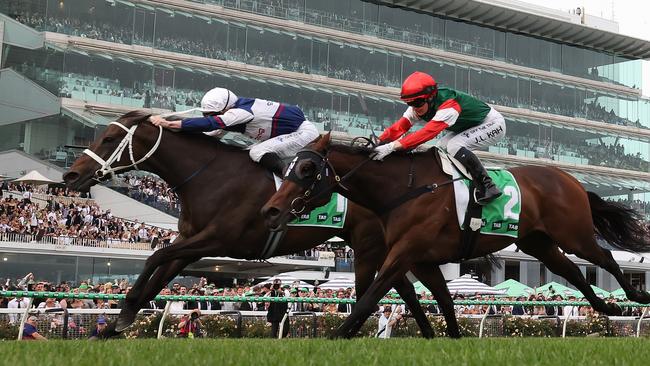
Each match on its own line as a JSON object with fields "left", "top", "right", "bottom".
{"left": 406, "top": 98, "right": 427, "bottom": 108}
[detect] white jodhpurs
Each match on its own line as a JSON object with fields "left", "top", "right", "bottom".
{"left": 249, "top": 121, "right": 320, "bottom": 162}
{"left": 437, "top": 108, "right": 506, "bottom": 156}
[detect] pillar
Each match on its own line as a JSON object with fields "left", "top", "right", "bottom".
{"left": 490, "top": 259, "right": 505, "bottom": 285}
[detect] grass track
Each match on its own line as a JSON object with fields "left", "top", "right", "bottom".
{"left": 3, "top": 338, "right": 649, "bottom": 366}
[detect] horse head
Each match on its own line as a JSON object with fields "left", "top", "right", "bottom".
{"left": 262, "top": 133, "right": 340, "bottom": 231}
{"left": 63, "top": 110, "right": 155, "bottom": 192}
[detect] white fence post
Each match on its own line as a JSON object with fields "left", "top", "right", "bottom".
{"left": 278, "top": 312, "right": 290, "bottom": 339}
{"left": 157, "top": 302, "right": 172, "bottom": 339}
{"left": 636, "top": 307, "right": 648, "bottom": 338}
{"left": 561, "top": 310, "right": 574, "bottom": 338}
{"left": 478, "top": 312, "right": 489, "bottom": 338}
{"left": 16, "top": 297, "right": 34, "bottom": 340}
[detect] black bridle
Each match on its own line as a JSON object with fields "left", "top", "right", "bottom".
{"left": 283, "top": 148, "right": 370, "bottom": 216}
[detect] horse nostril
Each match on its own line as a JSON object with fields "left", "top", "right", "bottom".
{"left": 265, "top": 207, "right": 281, "bottom": 219}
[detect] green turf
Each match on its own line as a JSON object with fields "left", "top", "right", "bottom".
{"left": 3, "top": 338, "right": 649, "bottom": 366}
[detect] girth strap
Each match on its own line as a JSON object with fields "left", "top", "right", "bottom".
{"left": 457, "top": 182, "right": 484, "bottom": 261}
{"left": 378, "top": 177, "right": 463, "bottom": 216}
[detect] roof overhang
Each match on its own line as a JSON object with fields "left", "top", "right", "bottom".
{"left": 0, "top": 68, "right": 60, "bottom": 126}
{"left": 364, "top": 0, "right": 650, "bottom": 59}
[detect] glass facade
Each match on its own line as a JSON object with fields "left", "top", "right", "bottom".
{"left": 204, "top": 0, "right": 641, "bottom": 89}
{"left": 0, "top": 252, "right": 143, "bottom": 284}
{"left": 2, "top": 0, "right": 648, "bottom": 131}
{"left": 3, "top": 45, "right": 649, "bottom": 174}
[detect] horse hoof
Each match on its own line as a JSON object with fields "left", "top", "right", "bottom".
{"left": 421, "top": 330, "right": 435, "bottom": 339}
{"left": 115, "top": 311, "right": 138, "bottom": 332}
{"left": 631, "top": 291, "right": 650, "bottom": 304}
{"left": 604, "top": 303, "right": 623, "bottom": 316}
{"left": 99, "top": 322, "right": 122, "bottom": 339}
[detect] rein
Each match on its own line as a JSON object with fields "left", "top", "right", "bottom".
{"left": 286, "top": 146, "right": 462, "bottom": 217}
{"left": 170, "top": 153, "right": 220, "bottom": 193}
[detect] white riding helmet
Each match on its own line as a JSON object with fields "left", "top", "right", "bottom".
{"left": 199, "top": 87, "right": 237, "bottom": 113}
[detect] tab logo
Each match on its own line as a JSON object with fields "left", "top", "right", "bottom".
{"left": 332, "top": 214, "right": 342, "bottom": 223}
{"left": 299, "top": 213, "right": 310, "bottom": 221}
{"left": 317, "top": 213, "right": 328, "bottom": 222}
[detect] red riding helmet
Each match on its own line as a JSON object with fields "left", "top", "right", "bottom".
{"left": 400, "top": 72, "right": 438, "bottom": 102}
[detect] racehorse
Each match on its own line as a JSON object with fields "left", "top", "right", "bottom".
{"left": 262, "top": 133, "right": 650, "bottom": 338}
{"left": 63, "top": 111, "right": 461, "bottom": 338}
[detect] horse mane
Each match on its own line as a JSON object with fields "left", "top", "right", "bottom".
{"left": 120, "top": 110, "right": 153, "bottom": 123}
{"left": 119, "top": 110, "right": 247, "bottom": 153}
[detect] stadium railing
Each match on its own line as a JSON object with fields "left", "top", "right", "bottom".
{"left": 1, "top": 291, "right": 649, "bottom": 340}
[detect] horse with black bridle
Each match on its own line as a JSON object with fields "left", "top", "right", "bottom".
{"left": 262, "top": 133, "right": 650, "bottom": 338}
{"left": 63, "top": 111, "right": 461, "bottom": 338}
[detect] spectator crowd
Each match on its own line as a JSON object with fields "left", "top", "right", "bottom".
{"left": 0, "top": 184, "right": 177, "bottom": 245}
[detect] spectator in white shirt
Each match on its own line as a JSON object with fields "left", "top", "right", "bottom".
{"left": 8, "top": 296, "right": 31, "bottom": 324}
{"left": 376, "top": 306, "right": 401, "bottom": 339}
{"left": 563, "top": 295, "right": 579, "bottom": 317}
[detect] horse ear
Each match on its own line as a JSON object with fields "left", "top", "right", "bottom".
{"left": 141, "top": 114, "right": 153, "bottom": 123}
{"left": 321, "top": 132, "right": 331, "bottom": 146}
{"left": 313, "top": 133, "right": 331, "bottom": 152}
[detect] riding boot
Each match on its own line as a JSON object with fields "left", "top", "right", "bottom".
{"left": 259, "top": 153, "right": 286, "bottom": 177}
{"left": 453, "top": 147, "right": 502, "bottom": 205}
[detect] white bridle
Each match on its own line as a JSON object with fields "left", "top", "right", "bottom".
{"left": 83, "top": 121, "right": 163, "bottom": 178}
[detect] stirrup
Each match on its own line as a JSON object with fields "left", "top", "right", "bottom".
{"left": 475, "top": 187, "right": 502, "bottom": 205}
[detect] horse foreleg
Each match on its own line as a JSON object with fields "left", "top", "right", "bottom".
{"left": 126, "top": 234, "right": 185, "bottom": 308}
{"left": 392, "top": 276, "right": 435, "bottom": 339}
{"left": 352, "top": 249, "right": 434, "bottom": 338}
{"left": 128, "top": 229, "right": 215, "bottom": 299}
{"left": 118, "top": 229, "right": 218, "bottom": 332}
{"left": 115, "top": 258, "right": 193, "bottom": 333}
{"left": 412, "top": 264, "right": 461, "bottom": 338}
{"left": 335, "top": 246, "right": 410, "bottom": 339}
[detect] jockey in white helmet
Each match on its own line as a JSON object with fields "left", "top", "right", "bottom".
{"left": 149, "top": 87, "right": 319, "bottom": 175}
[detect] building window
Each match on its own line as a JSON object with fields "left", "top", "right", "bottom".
{"left": 504, "top": 261, "right": 520, "bottom": 281}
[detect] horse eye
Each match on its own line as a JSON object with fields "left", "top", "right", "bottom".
{"left": 295, "top": 160, "right": 315, "bottom": 180}
{"left": 103, "top": 136, "right": 115, "bottom": 143}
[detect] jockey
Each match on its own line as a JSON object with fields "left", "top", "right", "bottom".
{"left": 149, "top": 87, "right": 319, "bottom": 176}
{"left": 372, "top": 71, "right": 506, "bottom": 205}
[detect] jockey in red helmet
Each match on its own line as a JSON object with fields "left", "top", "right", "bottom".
{"left": 373, "top": 71, "right": 505, "bottom": 205}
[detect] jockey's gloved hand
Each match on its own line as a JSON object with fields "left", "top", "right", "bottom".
{"left": 372, "top": 141, "right": 398, "bottom": 161}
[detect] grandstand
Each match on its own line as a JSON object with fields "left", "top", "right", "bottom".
{"left": 0, "top": 0, "right": 649, "bottom": 290}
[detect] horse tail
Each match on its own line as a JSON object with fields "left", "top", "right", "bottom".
{"left": 587, "top": 191, "right": 650, "bottom": 252}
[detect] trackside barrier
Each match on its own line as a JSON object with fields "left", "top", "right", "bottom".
{"left": 278, "top": 311, "right": 317, "bottom": 339}
{"left": 4, "top": 291, "right": 650, "bottom": 308}
{"left": 290, "top": 312, "right": 318, "bottom": 338}
{"left": 478, "top": 313, "right": 504, "bottom": 338}
{"left": 3, "top": 291, "right": 650, "bottom": 339}
{"left": 1, "top": 307, "right": 649, "bottom": 340}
